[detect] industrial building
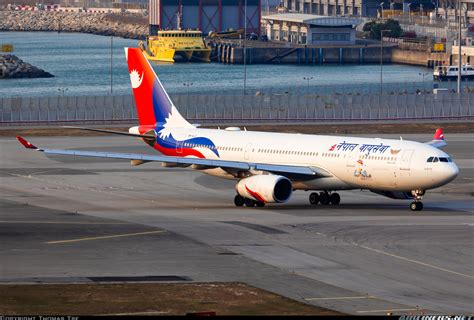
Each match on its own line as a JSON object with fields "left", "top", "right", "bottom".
{"left": 262, "top": 13, "right": 361, "bottom": 45}
{"left": 436, "top": 0, "right": 474, "bottom": 24}
{"left": 281, "top": 0, "right": 383, "bottom": 17}
{"left": 148, "top": 0, "right": 261, "bottom": 36}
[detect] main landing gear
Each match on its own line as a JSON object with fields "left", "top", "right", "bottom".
{"left": 410, "top": 189, "right": 425, "bottom": 211}
{"left": 234, "top": 195, "right": 265, "bottom": 207}
{"left": 309, "top": 191, "right": 340, "bottom": 206}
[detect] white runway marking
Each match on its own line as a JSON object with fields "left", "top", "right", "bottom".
{"left": 358, "top": 244, "right": 474, "bottom": 279}
{"left": 0, "top": 221, "right": 131, "bottom": 225}
{"left": 305, "top": 295, "right": 375, "bottom": 301}
{"left": 46, "top": 230, "right": 166, "bottom": 244}
{"left": 357, "top": 308, "right": 421, "bottom": 314}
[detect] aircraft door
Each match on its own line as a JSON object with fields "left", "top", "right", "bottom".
{"left": 399, "top": 149, "right": 414, "bottom": 171}
{"left": 176, "top": 140, "right": 183, "bottom": 154}
{"left": 346, "top": 149, "right": 360, "bottom": 171}
{"left": 244, "top": 143, "right": 252, "bottom": 160}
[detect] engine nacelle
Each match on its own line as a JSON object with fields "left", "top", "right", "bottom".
{"left": 236, "top": 175, "right": 292, "bottom": 203}
{"left": 370, "top": 190, "right": 414, "bottom": 200}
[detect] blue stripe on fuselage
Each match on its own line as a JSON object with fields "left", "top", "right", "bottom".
{"left": 156, "top": 128, "right": 220, "bottom": 157}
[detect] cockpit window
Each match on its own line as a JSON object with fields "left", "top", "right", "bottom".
{"left": 427, "top": 156, "right": 453, "bottom": 163}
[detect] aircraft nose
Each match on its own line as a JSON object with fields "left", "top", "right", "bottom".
{"left": 443, "top": 163, "right": 459, "bottom": 183}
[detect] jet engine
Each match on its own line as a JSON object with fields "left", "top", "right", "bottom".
{"left": 236, "top": 175, "right": 292, "bottom": 203}
{"left": 370, "top": 190, "right": 414, "bottom": 200}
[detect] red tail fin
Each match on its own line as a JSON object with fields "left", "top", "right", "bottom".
{"left": 433, "top": 128, "right": 444, "bottom": 140}
{"left": 124, "top": 48, "right": 191, "bottom": 128}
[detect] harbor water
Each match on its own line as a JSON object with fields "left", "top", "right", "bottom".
{"left": 0, "top": 32, "right": 465, "bottom": 98}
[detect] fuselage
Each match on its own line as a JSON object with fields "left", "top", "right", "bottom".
{"left": 131, "top": 125, "right": 459, "bottom": 193}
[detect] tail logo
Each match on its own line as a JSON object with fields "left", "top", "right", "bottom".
{"left": 130, "top": 69, "right": 144, "bottom": 89}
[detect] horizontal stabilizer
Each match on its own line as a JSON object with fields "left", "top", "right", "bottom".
{"left": 62, "top": 126, "right": 156, "bottom": 140}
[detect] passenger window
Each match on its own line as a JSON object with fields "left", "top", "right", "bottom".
{"left": 427, "top": 157, "right": 434, "bottom": 162}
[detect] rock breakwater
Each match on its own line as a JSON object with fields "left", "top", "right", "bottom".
{"left": 0, "top": 11, "right": 148, "bottom": 39}
{"left": 0, "top": 54, "right": 54, "bottom": 78}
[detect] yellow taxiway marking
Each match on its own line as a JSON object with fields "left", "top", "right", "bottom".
{"left": 305, "top": 296, "right": 375, "bottom": 301}
{"left": 0, "top": 221, "right": 131, "bottom": 225}
{"left": 46, "top": 230, "right": 166, "bottom": 244}
{"left": 357, "top": 308, "right": 421, "bottom": 314}
{"left": 359, "top": 244, "right": 474, "bottom": 280}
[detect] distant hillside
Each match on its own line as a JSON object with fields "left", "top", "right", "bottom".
{"left": 0, "top": 0, "right": 58, "bottom": 7}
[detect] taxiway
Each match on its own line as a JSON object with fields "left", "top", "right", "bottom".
{"left": 0, "top": 133, "right": 472, "bottom": 315}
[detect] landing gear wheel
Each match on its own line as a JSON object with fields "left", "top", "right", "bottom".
{"left": 244, "top": 198, "right": 256, "bottom": 207}
{"left": 234, "top": 195, "right": 245, "bottom": 207}
{"left": 319, "top": 192, "right": 330, "bottom": 205}
{"left": 255, "top": 201, "right": 265, "bottom": 207}
{"left": 309, "top": 192, "right": 319, "bottom": 205}
{"left": 330, "top": 193, "right": 340, "bottom": 205}
{"left": 410, "top": 201, "right": 423, "bottom": 211}
{"left": 410, "top": 190, "right": 425, "bottom": 211}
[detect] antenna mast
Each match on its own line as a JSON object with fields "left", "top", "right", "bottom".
{"left": 176, "top": 4, "right": 183, "bottom": 30}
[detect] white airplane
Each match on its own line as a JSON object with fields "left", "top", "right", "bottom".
{"left": 17, "top": 48, "right": 459, "bottom": 211}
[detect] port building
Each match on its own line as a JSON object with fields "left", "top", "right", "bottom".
{"left": 262, "top": 13, "right": 361, "bottom": 45}
{"left": 437, "top": 0, "right": 474, "bottom": 24}
{"left": 281, "top": 0, "right": 382, "bottom": 17}
{"left": 148, "top": 0, "right": 261, "bottom": 35}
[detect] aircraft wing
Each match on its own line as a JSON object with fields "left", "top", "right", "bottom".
{"left": 16, "top": 136, "right": 332, "bottom": 178}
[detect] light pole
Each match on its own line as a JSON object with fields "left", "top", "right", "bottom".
{"left": 57, "top": 88, "right": 68, "bottom": 96}
{"left": 380, "top": 2, "right": 384, "bottom": 19}
{"left": 419, "top": 72, "right": 429, "bottom": 83}
{"left": 380, "top": 29, "right": 390, "bottom": 95}
{"left": 457, "top": 0, "right": 462, "bottom": 94}
{"left": 303, "top": 76, "right": 313, "bottom": 90}
{"left": 243, "top": 0, "right": 247, "bottom": 96}
{"left": 110, "top": 36, "right": 113, "bottom": 94}
{"left": 407, "top": 3, "right": 412, "bottom": 23}
{"left": 183, "top": 81, "right": 193, "bottom": 95}
{"left": 419, "top": 71, "right": 429, "bottom": 91}
{"left": 420, "top": 4, "right": 423, "bottom": 24}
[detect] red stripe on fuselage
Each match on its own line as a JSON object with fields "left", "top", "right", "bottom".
{"left": 153, "top": 143, "right": 205, "bottom": 158}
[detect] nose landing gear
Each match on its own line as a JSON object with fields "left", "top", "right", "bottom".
{"left": 309, "top": 191, "right": 340, "bottom": 206}
{"left": 410, "top": 201, "right": 423, "bottom": 211}
{"left": 410, "top": 190, "right": 425, "bottom": 211}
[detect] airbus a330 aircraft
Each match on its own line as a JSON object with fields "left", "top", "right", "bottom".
{"left": 17, "top": 48, "right": 459, "bottom": 211}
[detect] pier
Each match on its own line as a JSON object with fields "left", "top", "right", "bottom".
{"left": 210, "top": 41, "right": 394, "bottom": 65}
